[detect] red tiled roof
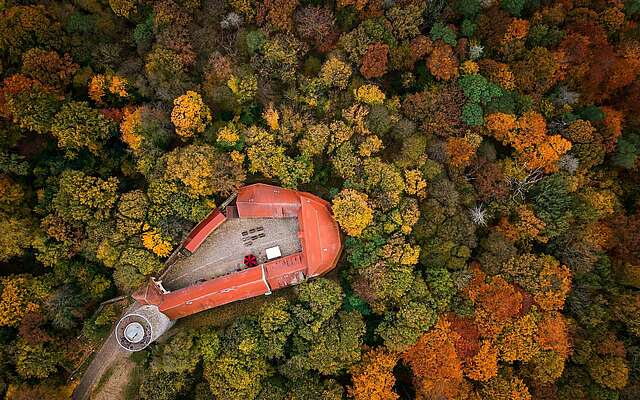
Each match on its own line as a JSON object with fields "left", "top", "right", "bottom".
{"left": 235, "top": 183, "right": 301, "bottom": 218}
{"left": 182, "top": 210, "right": 227, "bottom": 253}
{"left": 158, "top": 266, "right": 270, "bottom": 319}
{"left": 298, "top": 192, "right": 342, "bottom": 277}
{"left": 264, "top": 253, "right": 306, "bottom": 290}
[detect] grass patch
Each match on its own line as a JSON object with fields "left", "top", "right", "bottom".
{"left": 91, "top": 364, "right": 116, "bottom": 396}
{"left": 123, "top": 364, "right": 145, "bottom": 399}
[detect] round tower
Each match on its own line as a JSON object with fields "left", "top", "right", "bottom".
{"left": 115, "top": 305, "right": 174, "bottom": 351}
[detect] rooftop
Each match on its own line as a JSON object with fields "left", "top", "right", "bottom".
{"left": 133, "top": 184, "right": 342, "bottom": 320}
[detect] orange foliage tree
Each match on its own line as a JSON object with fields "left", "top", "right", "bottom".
{"left": 360, "top": 43, "right": 389, "bottom": 79}
{"left": 601, "top": 106, "right": 624, "bottom": 152}
{"left": 500, "top": 253, "right": 572, "bottom": 311}
{"left": 484, "top": 112, "right": 516, "bottom": 143}
{"left": 446, "top": 137, "right": 477, "bottom": 168}
{"left": 485, "top": 111, "right": 571, "bottom": 172}
{"left": 512, "top": 46, "right": 564, "bottom": 96}
{"left": 559, "top": 18, "right": 640, "bottom": 103}
{"left": 349, "top": 347, "right": 399, "bottom": 400}
{"left": 410, "top": 35, "right": 433, "bottom": 65}
{"left": 0, "top": 275, "right": 40, "bottom": 328}
{"left": 257, "top": 0, "right": 299, "bottom": 32}
{"left": 511, "top": 111, "right": 547, "bottom": 152}
{"left": 480, "top": 60, "right": 516, "bottom": 90}
{"left": 427, "top": 41, "right": 459, "bottom": 81}
{"left": 465, "top": 340, "right": 498, "bottom": 381}
{"left": 448, "top": 315, "right": 480, "bottom": 363}
{"left": 502, "top": 19, "right": 529, "bottom": 44}
{"left": 403, "top": 318, "right": 464, "bottom": 399}
{"left": 466, "top": 268, "right": 523, "bottom": 338}
{"left": 536, "top": 312, "right": 571, "bottom": 358}
{"left": 497, "top": 205, "right": 548, "bottom": 244}
{"left": 20, "top": 48, "right": 78, "bottom": 89}
{"left": 535, "top": 260, "right": 571, "bottom": 311}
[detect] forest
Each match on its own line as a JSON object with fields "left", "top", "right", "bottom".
{"left": 1, "top": 0, "right": 640, "bottom": 398}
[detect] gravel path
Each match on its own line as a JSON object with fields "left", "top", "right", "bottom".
{"left": 71, "top": 304, "right": 137, "bottom": 400}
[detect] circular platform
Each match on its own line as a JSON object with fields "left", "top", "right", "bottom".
{"left": 115, "top": 314, "right": 153, "bottom": 351}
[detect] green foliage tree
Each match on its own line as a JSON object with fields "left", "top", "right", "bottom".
{"left": 245, "top": 127, "right": 313, "bottom": 188}
{"left": 501, "top": 0, "right": 526, "bottom": 16}
{"left": 377, "top": 301, "right": 437, "bottom": 352}
{"left": 52, "top": 170, "right": 119, "bottom": 223}
{"left": 430, "top": 22, "right": 457, "bottom": 46}
{"left": 51, "top": 101, "right": 114, "bottom": 156}
{"left": 139, "top": 369, "right": 192, "bottom": 400}
{"left": 15, "top": 340, "right": 60, "bottom": 379}
{"left": 530, "top": 173, "right": 575, "bottom": 240}
{"left": 1, "top": 0, "right": 640, "bottom": 397}
{"left": 204, "top": 319, "right": 272, "bottom": 400}
{"left": 612, "top": 130, "right": 640, "bottom": 169}
{"left": 459, "top": 74, "right": 503, "bottom": 126}
{"left": 283, "top": 310, "right": 365, "bottom": 377}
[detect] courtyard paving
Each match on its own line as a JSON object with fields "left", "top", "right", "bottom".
{"left": 162, "top": 217, "right": 301, "bottom": 291}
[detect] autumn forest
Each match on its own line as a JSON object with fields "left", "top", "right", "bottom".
{"left": 1, "top": 0, "right": 640, "bottom": 398}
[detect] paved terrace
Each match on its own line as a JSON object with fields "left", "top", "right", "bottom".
{"left": 162, "top": 217, "right": 301, "bottom": 291}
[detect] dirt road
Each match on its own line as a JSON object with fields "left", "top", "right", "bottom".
{"left": 71, "top": 304, "right": 137, "bottom": 400}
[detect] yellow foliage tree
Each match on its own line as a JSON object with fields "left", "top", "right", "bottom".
{"left": 332, "top": 189, "right": 373, "bottom": 237}
{"left": 480, "top": 373, "right": 531, "bottom": 400}
{"left": 142, "top": 224, "right": 173, "bottom": 257}
{"left": 358, "top": 135, "right": 384, "bottom": 157}
{"left": 460, "top": 60, "right": 479, "bottom": 75}
{"left": 227, "top": 73, "right": 258, "bottom": 104}
{"left": 262, "top": 105, "right": 280, "bottom": 131}
{"left": 354, "top": 84, "right": 385, "bottom": 105}
{"left": 217, "top": 124, "right": 241, "bottom": 147}
{"left": 88, "top": 74, "right": 129, "bottom": 104}
{"left": 498, "top": 313, "right": 540, "bottom": 363}
{"left": 171, "top": 91, "right": 212, "bottom": 138}
{"left": 404, "top": 170, "right": 427, "bottom": 199}
{"left": 320, "top": 57, "right": 352, "bottom": 89}
{"left": 120, "top": 107, "right": 143, "bottom": 151}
